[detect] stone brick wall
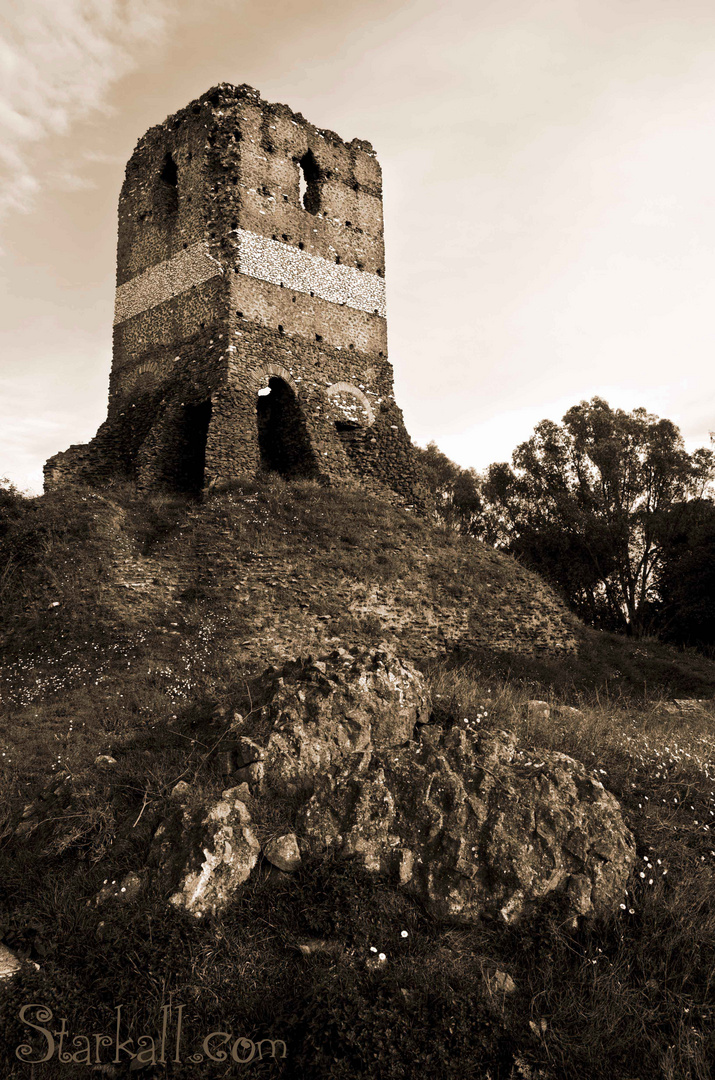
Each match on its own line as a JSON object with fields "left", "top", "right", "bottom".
{"left": 45, "top": 83, "right": 422, "bottom": 501}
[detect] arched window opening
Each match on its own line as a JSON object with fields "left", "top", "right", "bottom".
{"left": 158, "top": 152, "right": 179, "bottom": 213}
{"left": 329, "top": 388, "right": 372, "bottom": 435}
{"left": 256, "top": 377, "right": 316, "bottom": 478}
{"left": 298, "top": 150, "right": 321, "bottom": 215}
{"left": 174, "top": 400, "right": 211, "bottom": 492}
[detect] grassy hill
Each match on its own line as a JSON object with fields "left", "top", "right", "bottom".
{"left": 1, "top": 478, "right": 715, "bottom": 1078}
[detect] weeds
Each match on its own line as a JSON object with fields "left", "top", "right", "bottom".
{"left": 1, "top": 481, "right": 714, "bottom": 1077}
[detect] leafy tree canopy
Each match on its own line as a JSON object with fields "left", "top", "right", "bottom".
{"left": 481, "top": 398, "right": 714, "bottom": 635}
{"left": 415, "top": 442, "right": 483, "bottom": 535}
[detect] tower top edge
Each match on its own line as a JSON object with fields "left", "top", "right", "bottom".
{"left": 132, "top": 83, "right": 378, "bottom": 161}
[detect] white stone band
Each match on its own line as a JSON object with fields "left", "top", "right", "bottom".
{"left": 114, "top": 243, "right": 223, "bottom": 325}
{"left": 113, "top": 232, "right": 387, "bottom": 325}
{"left": 235, "top": 229, "right": 386, "bottom": 317}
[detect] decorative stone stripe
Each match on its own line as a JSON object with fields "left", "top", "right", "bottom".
{"left": 113, "top": 243, "right": 223, "bottom": 326}
{"left": 113, "top": 231, "right": 387, "bottom": 325}
{"left": 235, "top": 230, "right": 386, "bottom": 317}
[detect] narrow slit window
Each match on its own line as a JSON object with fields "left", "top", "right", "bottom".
{"left": 160, "top": 153, "right": 178, "bottom": 187}
{"left": 299, "top": 150, "right": 321, "bottom": 215}
{"left": 158, "top": 152, "right": 179, "bottom": 213}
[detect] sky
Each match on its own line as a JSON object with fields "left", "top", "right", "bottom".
{"left": 1, "top": 0, "right": 715, "bottom": 494}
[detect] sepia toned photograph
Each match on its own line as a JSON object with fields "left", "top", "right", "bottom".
{"left": 1, "top": 1, "right": 714, "bottom": 1077}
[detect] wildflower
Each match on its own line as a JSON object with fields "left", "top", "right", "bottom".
{"left": 378, "top": 953, "right": 386, "bottom": 961}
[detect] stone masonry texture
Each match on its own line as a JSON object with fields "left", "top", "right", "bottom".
{"left": 44, "top": 83, "right": 421, "bottom": 499}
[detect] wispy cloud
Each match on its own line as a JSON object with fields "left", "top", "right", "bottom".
{"left": 0, "top": 0, "right": 173, "bottom": 224}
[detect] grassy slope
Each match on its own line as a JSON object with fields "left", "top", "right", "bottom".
{"left": 0, "top": 479, "right": 714, "bottom": 1079}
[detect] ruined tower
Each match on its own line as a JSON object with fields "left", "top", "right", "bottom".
{"left": 44, "top": 84, "right": 419, "bottom": 496}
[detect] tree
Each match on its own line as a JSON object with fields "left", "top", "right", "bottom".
{"left": 481, "top": 398, "right": 715, "bottom": 635}
{"left": 415, "top": 442, "right": 484, "bottom": 535}
{"left": 652, "top": 499, "right": 715, "bottom": 653}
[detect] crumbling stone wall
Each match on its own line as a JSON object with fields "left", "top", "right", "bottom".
{"left": 45, "top": 84, "right": 422, "bottom": 499}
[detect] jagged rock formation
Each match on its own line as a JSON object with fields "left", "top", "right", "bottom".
{"left": 157, "top": 789, "right": 261, "bottom": 918}
{"left": 137, "top": 647, "right": 634, "bottom": 924}
{"left": 298, "top": 726, "right": 635, "bottom": 925}
{"left": 226, "top": 646, "right": 431, "bottom": 794}
{"left": 8, "top": 645, "right": 634, "bottom": 929}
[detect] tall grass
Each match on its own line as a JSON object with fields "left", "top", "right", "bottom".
{"left": 1, "top": 480, "right": 714, "bottom": 1077}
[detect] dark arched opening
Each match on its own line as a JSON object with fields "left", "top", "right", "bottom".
{"left": 257, "top": 377, "right": 316, "bottom": 478}
{"left": 174, "top": 400, "right": 211, "bottom": 492}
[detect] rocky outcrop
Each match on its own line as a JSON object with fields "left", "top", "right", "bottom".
{"left": 218, "top": 646, "right": 635, "bottom": 925}
{"left": 297, "top": 725, "right": 635, "bottom": 924}
{"left": 226, "top": 645, "right": 430, "bottom": 797}
{"left": 146, "top": 647, "right": 429, "bottom": 916}
{"left": 152, "top": 787, "right": 261, "bottom": 918}
{"left": 24, "top": 648, "right": 633, "bottom": 927}
{"left": 264, "top": 833, "right": 302, "bottom": 872}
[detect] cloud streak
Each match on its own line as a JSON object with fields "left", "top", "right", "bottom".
{"left": 0, "top": 0, "right": 173, "bottom": 223}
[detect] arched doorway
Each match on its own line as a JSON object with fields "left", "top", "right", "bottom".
{"left": 256, "top": 377, "right": 316, "bottom": 478}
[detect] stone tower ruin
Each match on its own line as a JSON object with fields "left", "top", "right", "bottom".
{"left": 44, "top": 83, "right": 419, "bottom": 497}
